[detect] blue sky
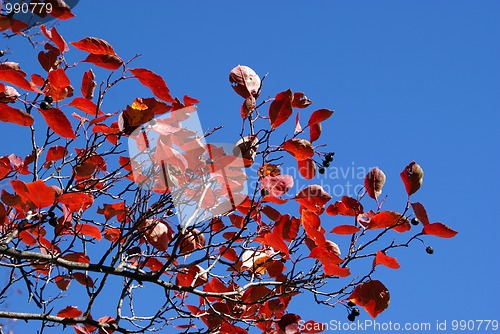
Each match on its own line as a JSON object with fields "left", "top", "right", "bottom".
{"left": 1, "top": 1, "right": 499, "bottom": 333}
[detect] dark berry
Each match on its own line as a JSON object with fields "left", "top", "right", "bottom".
{"left": 40, "top": 101, "right": 52, "bottom": 110}
{"left": 48, "top": 217, "right": 57, "bottom": 227}
{"left": 261, "top": 188, "right": 269, "bottom": 197}
{"left": 325, "top": 153, "right": 334, "bottom": 162}
{"left": 411, "top": 218, "right": 420, "bottom": 226}
{"left": 0, "top": 50, "right": 4, "bottom": 57}
{"left": 426, "top": 246, "right": 434, "bottom": 254}
{"left": 206, "top": 158, "right": 214, "bottom": 165}
{"left": 44, "top": 95, "right": 53, "bottom": 104}
{"left": 48, "top": 211, "right": 56, "bottom": 218}
{"left": 318, "top": 167, "right": 325, "bottom": 174}
{"left": 347, "top": 314, "right": 356, "bottom": 322}
{"left": 322, "top": 161, "right": 330, "bottom": 168}
{"left": 351, "top": 308, "right": 360, "bottom": 317}
{"left": 347, "top": 300, "right": 356, "bottom": 307}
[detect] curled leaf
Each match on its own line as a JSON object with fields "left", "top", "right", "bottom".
{"left": 229, "top": 65, "right": 261, "bottom": 98}
{"left": 282, "top": 138, "right": 314, "bottom": 161}
{"left": 400, "top": 161, "right": 424, "bottom": 196}
{"left": 348, "top": 280, "right": 390, "bottom": 318}
{"left": 364, "top": 167, "right": 386, "bottom": 201}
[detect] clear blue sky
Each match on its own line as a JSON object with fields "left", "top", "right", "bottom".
{"left": 1, "top": 1, "right": 499, "bottom": 333}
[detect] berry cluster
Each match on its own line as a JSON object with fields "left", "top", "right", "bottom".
{"left": 318, "top": 152, "right": 335, "bottom": 174}
{"left": 346, "top": 301, "right": 360, "bottom": 322}
{"left": 40, "top": 96, "right": 53, "bottom": 110}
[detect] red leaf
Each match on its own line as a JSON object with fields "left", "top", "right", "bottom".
{"left": 295, "top": 185, "right": 332, "bottom": 212}
{"left": 140, "top": 219, "right": 174, "bottom": 251}
{"left": 39, "top": 107, "right": 76, "bottom": 139}
{"left": 229, "top": 214, "right": 245, "bottom": 228}
{"left": 373, "top": 250, "right": 400, "bottom": 269}
{"left": 298, "top": 158, "right": 316, "bottom": 180}
{"left": 129, "top": 68, "right": 174, "bottom": 102}
{"left": 25, "top": 180, "right": 55, "bottom": 208}
{"left": 0, "top": 64, "right": 39, "bottom": 92}
{"left": 308, "top": 108, "right": 334, "bottom": 126}
{"left": 269, "top": 89, "right": 293, "bottom": 129}
{"left": 368, "top": 211, "right": 411, "bottom": 233}
{"left": 76, "top": 224, "right": 102, "bottom": 241}
{"left": 278, "top": 314, "right": 301, "bottom": 334}
{"left": 282, "top": 138, "right": 314, "bottom": 161}
{"left": 103, "top": 228, "right": 121, "bottom": 242}
{"left": 294, "top": 111, "right": 302, "bottom": 133}
{"left": 55, "top": 275, "right": 71, "bottom": 291}
{"left": 63, "top": 252, "right": 90, "bottom": 264}
{"left": 423, "top": 223, "right": 458, "bottom": 238}
{"left": 331, "top": 225, "right": 361, "bottom": 235}
{"left": 292, "top": 92, "right": 312, "bottom": 109}
{"left": 57, "top": 306, "right": 82, "bottom": 318}
{"left": 70, "top": 37, "right": 116, "bottom": 55}
{"left": 40, "top": 25, "right": 68, "bottom": 53}
{"left": 364, "top": 167, "right": 386, "bottom": 201}
{"left": 301, "top": 320, "right": 326, "bottom": 333}
{"left": 203, "top": 277, "right": 230, "bottom": 302}
{"left": 81, "top": 69, "right": 96, "bottom": 100}
{"left": 72, "top": 272, "right": 95, "bottom": 288}
{"left": 97, "top": 202, "right": 125, "bottom": 221}
{"left": 348, "top": 280, "right": 390, "bottom": 318}
{"left": 242, "top": 285, "right": 272, "bottom": 303}
{"left": 309, "top": 122, "right": 322, "bottom": 142}
{"left": 0, "top": 103, "right": 34, "bottom": 126}
{"left": 400, "top": 161, "right": 424, "bottom": 196}
{"left": 45, "top": 145, "right": 67, "bottom": 162}
{"left": 261, "top": 175, "right": 294, "bottom": 197}
{"left": 411, "top": 202, "right": 430, "bottom": 226}
{"left": 48, "top": 68, "right": 70, "bottom": 90}
{"left": 18, "top": 230, "right": 36, "bottom": 246}
{"left": 69, "top": 97, "right": 102, "bottom": 115}
{"left": 326, "top": 196, "right": 364, "bottom": 217}
{"left": 84, "top": 54, "right": 123, "bottom": 70}
{"left": 143, "top": 257, "right": 164, "bottom": 272}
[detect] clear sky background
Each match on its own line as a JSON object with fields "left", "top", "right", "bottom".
{"left": 1, "top": 1, "right": 499, "bottom": 333}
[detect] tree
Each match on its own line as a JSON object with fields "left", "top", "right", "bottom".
{"left": 0, "top": 6, "right": 457, "bottom": 334}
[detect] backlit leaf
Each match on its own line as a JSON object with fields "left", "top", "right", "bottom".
{"left": 70, "top": 37, "right": 116, "bottom": 55}
{"left": 0, "top": 103, "right": 34, "bottom": 126}
{"left": 69, "top": 97, "right": 102, "bottom": 115}
{"left": 76, "top": 224, "right": 102, "bottom": 241}
{"left": 295, "top": 185, "right": 332, "bottom": 212}
{"left": 39, "top": 107, "right": 76, "bottom": 139}
{"left": 261, "top": 175, "right": 294, "bottom": 197}
{"left": 298, "top": 158, "right": 316, "bottom": 180}
{"left": 411, "top": 202, "right": 430, "bottom": 226}
{"left": 269, "top": 89, "right": 293, "bottom": 129}
{"left": 307, "top": 108, "right": 334, "bottom": 126}
{"left": 57, "top": 305, "right": 82, "bottom": 318}
{"left": 72, "top": 272, "right": 95, "bottom": 288}
{"left": 331, "top": 225, "right": 361, "bottom": 235}
{"left": 292, "top": 92, "right": 312, "bottom": 109}
{"left": 129, "top": 68, "right": 174, "bottom": 102}
{"left": 81, "top": 69, "right": 96, "bottom": 100}
{"left": 309, "top": 122, "right": 321, "bottom": 142}
{"left": 83, "top": 54, "right": 123, "bottom": 70}
{"left": 25, "top": 180, "right": 55, "bottom": 208}
{"left": 423, "top": 223, "right": 458, "bottom": 238}
{"left": 45, "top": 145, "right": 66, "bottom": 162}
{"left": 373, "top": 251, "right": 400, "bottom": 269}
{"left": 40, "top": 25, "right": 68, "bottom": 52}
{"left": 348, "top": 280, "right": 390, "bottom": 318}
{"left": 368, "top": 211, "right": 411, "bottom": 233}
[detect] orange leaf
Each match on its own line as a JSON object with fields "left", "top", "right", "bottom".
{"left": 373, "top": 251, "right": 400, "bottom": 269}
{"left": 282, "top": 138, "right": 314, "bottom": 161}
{"left": 39, "top": 107, "right": 76, "bottom": 139}
{"left": 142, "top": 257, "right": 164, "bottom": 271}
{"left": 400, "top": 161, "right": 424, "bottom": 196}
{"left": 307, "top": 108, "right": 334, "bottom": 126}
{"left": 129, "top": 68, "right": 174, "bottom": 102}
{"left": 298, "top": 158, "right": 316, "bottom": 180}
{"left": 25, "top": 180, "right": 55, "bottom": 208}
{"left": 423, "top": 223, "right": 458, "bottom": 238}
{"left": 348, "top": 280, "right": 390, "bottom": 318}
{"left": 411, "top": 202, "right": 430, "bottom": 226}
{"left": 0, "top": 103, "right": 34, "bottom": 126}
{"left": 70, "top": 37, "right": 116, "bottom": 55}
{"left": 45, "top": 145, "right": 67, "bottom": 162}
{"left": 76, "top": 224, "right": 102, "bottom": 241}
{"left": 57, "top": 306, "right": 82, "bottom": 318}
{"left": 84, "top": 54, "right": 123, "bottom": 70}
{"left": 81, "top": 69, "right": 96, "bottom": 100}
{"left": 331, "top": 225, "right": 361, "bottom": 235}
{"left": 269, "top": 89, "right": 293, "bottom": 129}
{"left": 69, "top": 97, "right": 102, "bottom": 115}
{"left": 40, "top": 25, "right": 68, "bottom": 53}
